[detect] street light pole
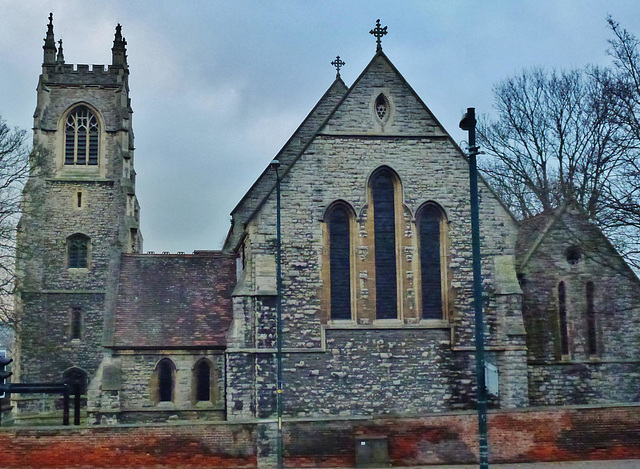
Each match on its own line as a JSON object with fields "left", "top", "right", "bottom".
{"left": 459, "top": 107, "right": 490, "bottom": 469}
{"left": 271, "top": 159, "right": 284, "bottom": 469}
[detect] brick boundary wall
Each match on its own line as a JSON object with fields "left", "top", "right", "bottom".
{"left": 1, "top": 404, "right": 639, "bottom": 468}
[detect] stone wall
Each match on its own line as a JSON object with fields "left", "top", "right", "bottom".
{"left": 520, "top": 204, "right": 640, "bottom": 405}
{"left": 1, "top": 405, "right": 639, "bottom": 468}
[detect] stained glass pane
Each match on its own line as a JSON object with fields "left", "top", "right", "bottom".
{"left": 329, "top": 206, "right": 351, "bottom": 320}
{"left": 372, "top": 171, "right": 397, "bottom": 319}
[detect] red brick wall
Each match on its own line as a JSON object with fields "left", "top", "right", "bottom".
{"left": 1, "top": 405, "right": 639, "bottom": 468}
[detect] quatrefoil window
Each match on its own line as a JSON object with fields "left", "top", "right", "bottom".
{"left": 375, "top": 93, "right": 389, "bottom": 122}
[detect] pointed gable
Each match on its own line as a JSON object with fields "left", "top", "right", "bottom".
{"left": 320, "top": 52, "right": 448, "bottom": 137}
{"left": 225, "top": 77, "right": 348, "bottom": 251}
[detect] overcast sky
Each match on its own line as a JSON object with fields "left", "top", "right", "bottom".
{"left": 2, "top": 1, "right": 640, "bottom": 253}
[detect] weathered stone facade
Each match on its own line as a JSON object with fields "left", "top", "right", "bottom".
{"left": 518, "top": 203, "right": 640, "bottom": 405}
{"left": 12, "top": 17, "right": 640, "bottom": 427}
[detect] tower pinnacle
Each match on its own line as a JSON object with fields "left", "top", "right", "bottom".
{"left": 56, "top": 39, "right": 65, "bottom": 64}
{"left": 111, "top": 24, "right": 128, "bottom": 68}
{"left": 43, "top": 13, "right": 57, "bottom": 64}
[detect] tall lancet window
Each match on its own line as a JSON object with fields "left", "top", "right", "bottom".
{"left": 419, "top": 204, "right": 445, "bottom": 319}
{"left": 558, "top": 281, "right": 569, "bottom": 356}
{"left": 372, "top": 168, "right": 398, "bottom": 319}
{"left": 328, "top": 204, "right": 351, "bottom": 320}
{"left": 65, "top": 106, "right": 99, "bottom": 166}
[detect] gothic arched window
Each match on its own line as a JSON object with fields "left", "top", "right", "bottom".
{"left": 371, "top": 168, "right": 398, "bottom": 319}
{"left": 327, "top": 204, "right": 352, "bottom": 320}
{"left": 156, "top": 359, "right": 175, "bottom": 402}
{"left": 195, "top": 360, "right": 211, "bottom": 402}
{"left": 67, "top": 234, "right": 90, "bottom": 269}
{"left": 65, "top": 106, "right": 99, "bottom": 166}
{"left": 418, "top": 204, "right": 446, "bottom": 319}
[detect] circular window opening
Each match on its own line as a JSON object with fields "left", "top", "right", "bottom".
{"left": 565, "top": 246, "right": 582, "bottom": 265}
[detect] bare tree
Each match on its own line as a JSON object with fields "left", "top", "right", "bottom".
{"left": 0, "top": 117, "right": 32, "bottom": 327}
{"left": 478, "top": 34, "right": 640, "bottom": 269}
{"left": 599, "top": 18, "right": 640, "bottom": 266}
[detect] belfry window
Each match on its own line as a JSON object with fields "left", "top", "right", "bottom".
{"left": 68, "top": 234, "right": 90, "bottom": 269}
{"left": 328, "top": 204, "right": 352, "bottom": 320}
{"left": 419, "top": 204, "right": 445, "bottom": 319}
{"left": 372, "top": 169, "right": 398, "bottom": 319}
{"left": 65, "top": 106, "right": 99, "bottom": 166}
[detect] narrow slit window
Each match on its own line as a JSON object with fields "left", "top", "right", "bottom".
{"left": 328, "top": 205, "right": 351, "bottom": 320}
{"left": 77, "top": 191, "right": 82, "bottom": 208}
{"left": 71, "top": 307, "right": 82, "bottom": 340}
{"left": 372, "top": 170, "right": 397, "bottom": 319}
{"left": 558, "top": 281, "right": 569, "bottom": 356}
{"left": 586, "top": 281, "right": 597, "bottom": 356}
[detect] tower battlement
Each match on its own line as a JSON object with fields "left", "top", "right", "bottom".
{"left": 42, "top": 64, "right": 128, "bottom": 86}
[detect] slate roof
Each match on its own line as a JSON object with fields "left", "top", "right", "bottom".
{"left": 112, "top": 252, "right": 236, "bottom": 348}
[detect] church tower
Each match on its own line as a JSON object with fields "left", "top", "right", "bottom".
{"left": 13, "top": 15, "right": 142, "bottom": 416}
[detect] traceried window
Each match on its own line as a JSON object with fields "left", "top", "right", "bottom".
{"left": 68, "top": 234, "right": 90, "bottom": 269}
{"left": 65, "top": 106, "right": 99, "bottom": 166}
{"left": 328, "top": 204, "right": 352, "bottom": 320}
{"left": 372, "top": 168, "right": 398, "bottom": 319}
{"left": 418, "top": 204, "right": 446, "bottom": 319}
{"left": 558, "top": 281, "right": 569, "bottom": 356}
{"left": 375, "top": 93, "right": 389, "bottom": 122}
{"left": 586, "top": 281, "right": 597, "bottom": 356}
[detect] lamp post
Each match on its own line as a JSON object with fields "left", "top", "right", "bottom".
{"left": 459, "top": 108, "right": 490, "bottom": 469}
{"left": 270, "top": 159, "right": 284, "bottom": 469}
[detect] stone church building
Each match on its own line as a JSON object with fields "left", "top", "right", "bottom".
{"left": 12, "top": 17, "right": 640, "bottom": 424}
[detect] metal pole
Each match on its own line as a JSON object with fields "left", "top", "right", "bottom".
{"left": 272, "top": 159, "right": 284, "bottom": 469}
{"left": 460, "top": 107, "right": 490, "bottom": 468}
{"left": 63, "top": 384, "right": 70, "bottom": 426}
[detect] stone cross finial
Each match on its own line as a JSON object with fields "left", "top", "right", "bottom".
{"left": 331, "top": 56, "right": 345, "bottom": 78}
{"left": 48, "top": 12, "right": 53, "bottom": 26}
{"left": 369, "top": 19, "right": 387, "bottom": 52}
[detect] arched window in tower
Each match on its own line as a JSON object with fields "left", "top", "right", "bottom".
{"left": 558, "top": 281, "right": 569, "bottom": 356}
{"left": 194, "top": 359, "right": 212, "bottom": 402}
{"left": 418, "top": 204, "right": 446, "bottom": 319}
{"left": 371, "top": 168, "right": 398, "bottom": 319}
{"left": 327, "top": 203, "right": 352, "bottom": 320}
{"left": 156, "top": 358, "right": 175, "bottom": 402}
{"left": 65, "top": 106, "right": 99, "bottom": 166}
{"left": 67, "top": 234, "right": 90, "bottom": 269}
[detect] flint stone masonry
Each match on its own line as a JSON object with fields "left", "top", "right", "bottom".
{"left": 518, "top": 203, "right": 640, "bottom": 405}
{"left": 226, "top": 52, "right": 528, "bottom": 420}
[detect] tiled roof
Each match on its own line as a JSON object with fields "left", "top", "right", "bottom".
{"left": 112, "top": 252, "right": 236, "bottom": 348}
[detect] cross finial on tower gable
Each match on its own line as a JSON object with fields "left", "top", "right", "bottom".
{"left": 369, "top": 19, "right": 387, "bottom": 52}
{"left": 331, "top": 56, "right": 345, "bottom": 78}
